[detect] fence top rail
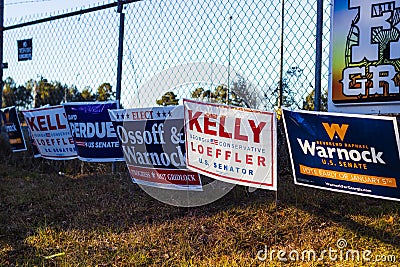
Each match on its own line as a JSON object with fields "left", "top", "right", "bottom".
{"left": 3, "top": 0, "right": 140, "bottom": 31}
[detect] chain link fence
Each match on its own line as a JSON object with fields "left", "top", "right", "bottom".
{"left": 2, "top": 0, "right": 331, "bottom": 112}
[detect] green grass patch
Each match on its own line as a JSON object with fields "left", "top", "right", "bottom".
{"left": 0, "top": 157, "right": 399, "bottom": 266}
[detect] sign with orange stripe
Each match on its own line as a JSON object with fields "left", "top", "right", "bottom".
{"left": 283, "top": 109, "right": 400, "bottom": 201}
{"left": 0, "top": 106, "right": 27, "bottom": 152}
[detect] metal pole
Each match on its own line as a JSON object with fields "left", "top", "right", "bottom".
{"left": 226, "top": 15, "right": 232, "bottom": 105}
{"left": 116, "top": 0, "right": 125, "bottom": 106}
{"left": 113, "top": 0, "right": 125, "bottom": 174}
{"left": 0, "top": 0, "right": 3, "bottom": 111}
{"left": 314, "top": 0, "right": 323, "bottom": 111}
{"left": 4, "top": 0, "right": 140, "bottom": 31}
{"left": 278, "top": 0, "right": 285, "bottom": 109}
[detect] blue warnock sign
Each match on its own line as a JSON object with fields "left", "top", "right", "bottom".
{"left": 282, "top": 108, "right": 400, "bottom": 201}
{"left": 1, "top": 106, "right": 27, "bottom": 152}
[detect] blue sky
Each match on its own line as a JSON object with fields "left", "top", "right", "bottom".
{"left": 4, "top": 0, "right": 109, "bottom": 21}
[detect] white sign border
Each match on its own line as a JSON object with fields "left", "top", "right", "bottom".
{"left": 183, "top": 99, "right": 277, "bottom": 191}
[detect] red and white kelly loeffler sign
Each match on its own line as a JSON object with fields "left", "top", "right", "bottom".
{"left": 183, "top": 99, "right": 277, "bottom": 190}
{"left": 23, "top": 105, "right": 77, "bottom": 160}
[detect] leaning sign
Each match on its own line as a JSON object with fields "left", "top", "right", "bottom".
{"left": 109, "top": 106, "right": 202, "bottom": 191}
{"left": 329, "top": 0, "right": 400, "bottom": 114}
{"left": 0, "top": 106, "right": 27, "bottom": 152}
{"left": 183, "top": 99, "right": 277, "bottom": 190}
{"left": 23, "top": 105, "right": 77, "bottom": 160}
{"left": 282, "top": 109, "right": 400, "bottom": 201}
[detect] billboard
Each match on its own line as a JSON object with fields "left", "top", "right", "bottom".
{"left": 283, "top": 109, "right": 400, "bottom": 201}
{"left": 329, "top": 0, "right": 400, "bottom": 113}
{"left": 183, "top": 99, "right": 277, "bottom": 191}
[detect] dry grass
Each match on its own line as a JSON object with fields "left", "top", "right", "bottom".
{"left": 0, "top": 151, "right": 399, "bottom": 266}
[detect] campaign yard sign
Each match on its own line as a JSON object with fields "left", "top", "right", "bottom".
{"left": 0, "top": 106, "right": 27, "bottom": 152}
{"left": 282, "top": 109, "right": 400, "bottom": 201}
{"left": 23, "top": 105, "right": 77, "bottom": 160}
{"left": 329, "top": 0, "right": 400, "bottom": 114}
{"left": 183, "top": 99, "right": 277, "bottom": 191}
{"left": 63, "top": 101, "right": 124, "bottom": 162}
{"left": 109, "top": 106, "right": 202, "bottom": 191}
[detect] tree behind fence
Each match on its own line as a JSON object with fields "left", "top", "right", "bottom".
{"left": 2, "top": 0, "right": 331, "bottom": 112}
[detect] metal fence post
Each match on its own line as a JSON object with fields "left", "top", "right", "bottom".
{"left": 116, "top": 0, "right": 125, "bottom": 107}
{"left": 0, "top": 0, "right": 3, "bottom": 111}
{"left": 278, "top": 0, "right": 285, "bottom": 109}
{"left": 314, "top": 0, "right": 323, "bottom": 111}
{"left": 113, "top": 0, "right": 125, "bottom": 174}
